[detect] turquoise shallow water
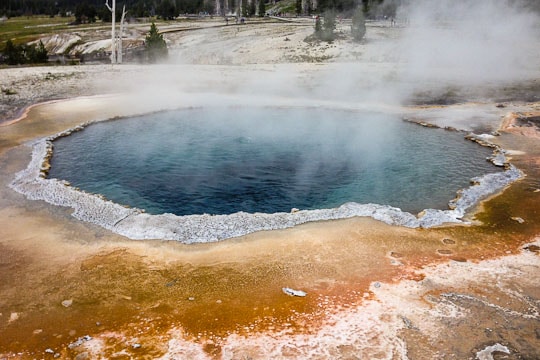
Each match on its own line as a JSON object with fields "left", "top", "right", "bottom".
{"left": 48, "top": 107, "right": 500, "bottom": 215}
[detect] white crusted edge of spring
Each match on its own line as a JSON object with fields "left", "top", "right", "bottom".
{"left": 9, "top": 133, "right": 523, "bottom": 244}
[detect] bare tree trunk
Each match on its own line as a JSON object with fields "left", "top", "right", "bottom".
{"left": 118, "top": 5, "right": 127, "bottom": 63}
{"left": 105, "top": 0, "right": 116, "bottom": 64}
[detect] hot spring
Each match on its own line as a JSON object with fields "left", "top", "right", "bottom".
{"left": 48, "top": 107, "right": 501, "bottom": 217}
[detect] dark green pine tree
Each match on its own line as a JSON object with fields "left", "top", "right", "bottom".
{"left": 33, "top": 40, "right": 49, "bottom": 63}
{"left": 351, "top": 7, "right": 366, "bottom": 42}
{"left": 258, "top": 0, "right": 265, "bottom": 17}
{"left": 4, "top": 40, "right": 23, "bottom": 65}
{"left": 249, "top": 0, "right": 256, "bottom": 16}
{"left": 145, "top": 22, "right": 168, "bottom": 63}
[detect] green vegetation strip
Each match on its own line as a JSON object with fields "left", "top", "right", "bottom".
{"left": 0, "top": 16, "right": 104, "bottom": 47}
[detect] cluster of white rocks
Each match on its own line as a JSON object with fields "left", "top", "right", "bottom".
{"left": 9, "top": 127, "right": 523, "bottom": 244}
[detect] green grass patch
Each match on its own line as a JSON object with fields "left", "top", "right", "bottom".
{"left": 0, "top": 15, "right": 105, "bottom": 48}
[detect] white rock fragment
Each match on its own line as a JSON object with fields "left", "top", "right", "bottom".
{"left": 475, "top": 343, "right": 510, "bottom": 360}
{"left": 61, "top": 299, "right": 73, "bottom": 308}
{"left": 68, "top": 335, "right": 92, "bottom": 349}
{"left": 488, "top": 152, "right": 507, "bottom": 167}
{"left": 9, "top": 312, "right": 19, "bottom": 323}
{"left": 282, "top": 287, "right": 307, "bottom": 297}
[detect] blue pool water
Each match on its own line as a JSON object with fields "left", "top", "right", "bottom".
{"left": 48, "top": 107, "right": 500, "bottom": 215}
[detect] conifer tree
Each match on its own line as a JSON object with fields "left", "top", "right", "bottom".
{"left": 4, "top": 40, "right": 22, "bottom": 65}
{"left": 258, "top": 0, "right": 265, "bottom": 17}
{"left": 34, "top": 40, "right": 49, "bottom": 63}
{"left": 145, "top": 22, "right": 168, "bottom": 63}
{"left": 351, "top": 7, "right": 366, "bottom": 41}
{"left": 249, "top": 0, "right": 256, "bottom": 16}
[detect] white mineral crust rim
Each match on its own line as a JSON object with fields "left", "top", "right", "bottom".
{"left": 9, "top": 128, "right": 523, "bottom": 244}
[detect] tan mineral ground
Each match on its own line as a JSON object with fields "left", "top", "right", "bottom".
{"left": 0, "top": 16, "right": 539, "bottom": 360}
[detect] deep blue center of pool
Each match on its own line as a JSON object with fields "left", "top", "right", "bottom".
{"left": 49, "top": 107, "right": 500, "bottom": 215}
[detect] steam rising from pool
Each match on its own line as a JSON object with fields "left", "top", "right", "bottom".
{"left": 10, "top": 106, "right": 522, "bottom": 243}
{"left": 49, "top": 107, "right": 498, "bottom": 216}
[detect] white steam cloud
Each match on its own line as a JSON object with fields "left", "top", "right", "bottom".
{"left": 396, "top": 0, "right": 540, "bottom": 85}
{"left": 91, "top": 0, "right": 539, "bottom": 114}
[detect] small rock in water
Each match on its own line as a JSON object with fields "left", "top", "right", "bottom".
{"left": 45, "top": 348, "right": 54, "bottom": 354}
{"left": 282, "top": 287, "right": 307, "bottom": 297}
{"left": 132, "top": 343, "right": 142, "bottom": 349}
{"left": 373, "top": 282, "right": 381, "bottom": 289}
{"left": 61, "top": 299, "right": 73, "bottom": 308}
{"left": 511, "top": 217, "right": 525, "bottom": 224}
{"left": 188, "top": 297, "right": 195, "bottom": 301}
